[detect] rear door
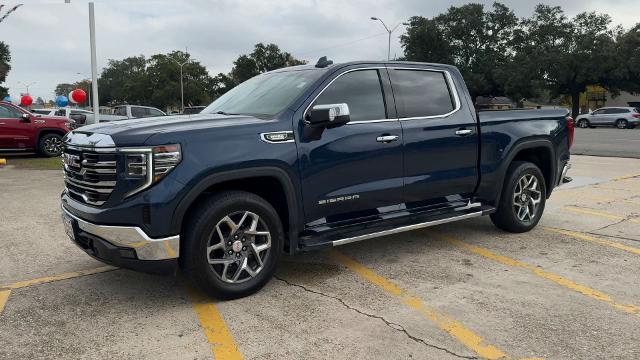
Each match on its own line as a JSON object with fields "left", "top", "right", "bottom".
{"left": 296, "top": 67, "right": 404, "bottom": 227}
{"left": 388, "top": 66, "right": 479, "bottom": 210}
{"left": 589, "top": 109, "right": 606, "bottom": 124}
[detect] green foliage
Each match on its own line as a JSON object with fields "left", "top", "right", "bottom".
{"left": 0, "top": 41, "right": 10, "bottom": 97}
{"left": 226, "top": 43, "right": 307, "bottom": 88}
{"left": 401, "top": 2, "right": 518, "bottom": 99}
{"left": 93, "top": 43, "right": 304, "bottom": 109}
{"left": 400, "top": 2, "right": 639, "bottom": 117}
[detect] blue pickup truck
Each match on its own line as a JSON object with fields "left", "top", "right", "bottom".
{"left": 61, "top": 59, "right": 574, "bottom": 298}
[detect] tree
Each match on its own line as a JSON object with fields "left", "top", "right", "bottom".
{"left": 401, "top": 2, "right": 519, "bottom": 99}
{"left": 515, "top": 5, "right": 620, "bottom": 117}
{"left": 0, "top": 41, "right": 10, "bottom": 97}
{"left": 55, "top": 83, "right": 76, "bottom": 96}
{"left": 229, "top": 43, "right": 306, "bottom": 85}
{"left": 616, "top": 24, "right": 640, "bottom": 95}
{"left": 35, "top": 97, "right": 45, "bottom": 106}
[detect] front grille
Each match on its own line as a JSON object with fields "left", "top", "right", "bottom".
{"left": 63, "top": 147, "right": 117, "bottom": 206}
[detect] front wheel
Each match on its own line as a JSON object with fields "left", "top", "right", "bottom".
{"left": 38, "top": 133, "right": 64, "bottom": 157}
{"left": 616, "top": 119, "right": 628, "bottom": 129}
{"left": 490, "top": 161, "right": 547, "bottom": 233}
{"left": 181, "top": 191, "right": 283, "bottom": 299}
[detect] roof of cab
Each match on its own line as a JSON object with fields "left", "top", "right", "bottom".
{"left": 270, "top": 60, "right": 458, "bottom": 74}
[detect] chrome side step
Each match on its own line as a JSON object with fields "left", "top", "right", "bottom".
{"left": 331, "top": 211, "right": 483, "bottom": 247}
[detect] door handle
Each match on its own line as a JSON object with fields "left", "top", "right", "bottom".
{"left": 0, "top": 122, "right": 5, "bottom": 125}
{"left": 376, "top": 135, "right": 399, "bottom": 143}
{"left": 455, "top": 129, "right": 473, "bottom": 136}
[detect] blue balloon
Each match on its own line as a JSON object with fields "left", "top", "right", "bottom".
{"left": 2, "top": 95, "right": 11, "bottom": 102}
{"left": 56, "top": 95, "right": 69, "bottom": 107}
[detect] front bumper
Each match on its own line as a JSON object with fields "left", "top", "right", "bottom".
{"left": 62, "top": 206, "right": 180, "bottom": 274}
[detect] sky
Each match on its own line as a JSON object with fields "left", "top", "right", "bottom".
{"left": 1, "top": 0, "right": 639, "bottom": 101}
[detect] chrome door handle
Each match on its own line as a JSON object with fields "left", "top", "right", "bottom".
{"left": 376, "top": 135, "right": 399, "bottom": 143}
{"left": 455, "top": 129, "right": 473, "bottom": 136}
{"left": 0, "top": 122, "right": 5, "bottom": 125}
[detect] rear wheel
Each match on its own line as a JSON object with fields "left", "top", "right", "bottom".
{"left": 577, "top": 119, "right": 589, "bottom": 128}
{"left": 616, "top": 119, "right": 628, "bottom": 129}
{"left": 181, "top": 191, "right": 283, "bottom": 299}
{"left": 38, "top": 133, "right": 64, "bottom": 157}
{"left": 490, "top": 161, "right": 546, "bottom": 233}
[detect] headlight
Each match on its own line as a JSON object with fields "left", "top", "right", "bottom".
{"left": 122, "top": 144, "right": 181, "bottom": 197}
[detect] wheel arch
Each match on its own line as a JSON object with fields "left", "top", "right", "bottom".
{"left": 171, "top": 167, "right": 302, "bottom": 254}
{"left": 36, "top": 128, "right": 67, "bottom": 144}
{"left": 494, "top": 139, "right": 557, "bottom": 206}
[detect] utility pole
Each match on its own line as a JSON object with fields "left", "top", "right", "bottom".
{"left": 17, "top": 81, "right": 35, "bottom": 94}
{"left": 370, "top": 17, "right": 400, "bottom": 61}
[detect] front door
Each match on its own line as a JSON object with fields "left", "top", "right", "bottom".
{"left": 295, "top": 67, "right": 404, "bottom": 228}
{"left": 0, "top": 104, "right": 31, "bottom": 149}
{"left": 388, "top": 66, "right": 479, "bottom": 210}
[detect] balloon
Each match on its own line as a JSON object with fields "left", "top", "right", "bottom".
{"left": 70, "top": 89, "right": 87, "bottom": 104}
{"left": 56, "top": 95, "right": 69, "bottom": 107}
{"left": 20, "top": 95, "right": 33, "bottom": 106}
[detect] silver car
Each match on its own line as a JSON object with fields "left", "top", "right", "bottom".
{"left": 575, "top": 107, "right": 640, "bottom": 129}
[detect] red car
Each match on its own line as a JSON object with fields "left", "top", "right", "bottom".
{"left": 0, "top": 101, "right": 74, "bottom": 157}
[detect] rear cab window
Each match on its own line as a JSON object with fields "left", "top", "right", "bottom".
{"left": 389, "top": 69, "right": 456, "bottom": 118}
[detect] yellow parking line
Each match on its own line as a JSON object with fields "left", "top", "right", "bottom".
{"left": 186, "top": 286, "right": 243, "bottom": 360}
{"left": 562, "top": 206, "right": 640, "bottom": 224}
{"left": 613, "top": 173, "right": 640, "bottom": 181}
{"left": 0, "top": 290, "right": 10, "bottom": 314}
{"left": 544, "top": 227, "right": 640, "bottom": 256}
{"left": 331, "top": 249, "right": 511, "bottom": 360}
{"left": 0, "top": 265, "right": 117, "bottom": 290}
{"left": 432, "top": 232, "right": 640, "bottom": 315}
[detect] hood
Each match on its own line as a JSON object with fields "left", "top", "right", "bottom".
{"left": 71, "top": 113, "right": 270, "bottom": 146}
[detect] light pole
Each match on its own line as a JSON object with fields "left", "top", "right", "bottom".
{"left": 171, "top": 54, "right": 190, "bottom": 113}
{"left": 370, "top": 17, "right": 400, "bottom": 61}
{"left": 17, "top": 81, "right": 35, "bottom": 94}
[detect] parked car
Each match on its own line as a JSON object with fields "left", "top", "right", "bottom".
{"left": 60, "top": 60, "right": 573, "bottom": 299}
{"left": 0, "top": 101, "right": 73, "bottom": 156}
{"left": 32, "top": 108, "right": 94, "bottom": 126}
{"left": 575, "top": 107, "right": 640, "bottom": 129}
{"left": 98, "top": 105, "right": 166, "bottom": 122}
{"left": 183, "top": 106, "right": 206, "bottom": 114}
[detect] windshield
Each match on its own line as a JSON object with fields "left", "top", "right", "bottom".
{"left": 203, "top": 69, "right": 322, "bottom": 117}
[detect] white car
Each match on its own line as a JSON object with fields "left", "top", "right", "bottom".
{"left": 101, "top": 105, "right": 166, "bottom": 122}
{"left": 32, "top": 108, "right": 95, "bottom": 126}
{"left": 575, "top": 107, "right": 640, "bottom": 129}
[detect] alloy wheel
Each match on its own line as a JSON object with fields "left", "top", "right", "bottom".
{"left": 44, "top": 137, "right": 63, "bottom": 154}
{"left": 512, "top": 174, "right": 542, "bottom": 223}
{"left": 206, "top": 211, "right": 272, "bottom": 283}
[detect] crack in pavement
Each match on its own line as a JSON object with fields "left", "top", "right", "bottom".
{"left": 587, "top": 231, "right": 640, "bottom": 243}
{"left": 273, "top": 275, "right": 477, "bottom": 360}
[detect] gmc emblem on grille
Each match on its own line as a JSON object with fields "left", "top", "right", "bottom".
{"left": 63, "top": 153, "right": 81, "bottom": 168}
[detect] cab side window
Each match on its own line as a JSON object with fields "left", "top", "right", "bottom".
{"left": 312, "top": 69, "right": 386, "bottom": 122}
{"left": 389, "top": 69, "right": 455, "bottom": 118}
{"left": 0, "top": 104, "right": 22, "bottom": 118}
{"left": 131, "top": 107, "right": 146, "bottom": 118}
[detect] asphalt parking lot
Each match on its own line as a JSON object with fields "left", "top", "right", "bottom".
{"left": 572, "top": 127, "right": 640, "bottom": 159}
{"left": 1, "top": 155, "right": 639, "bottom": 360}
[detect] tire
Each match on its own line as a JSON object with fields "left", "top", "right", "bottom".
{"left": 490, "top": 161, "right": 547, "bottom": 233}
{"left": 577, "top": 119, "right": 590, "bottom": 128}
{"left": 616, "top": 119, "right": 628, "bottom": 129}
{"left": 181, "top": 191, "right": 283, "bottom": 299}
{"left": 38, "top": 133, "right": 64, "bottom": 157}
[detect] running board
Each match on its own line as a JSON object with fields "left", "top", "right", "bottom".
{"left": 331, "top": 211, "right": 483, "bottom": 247}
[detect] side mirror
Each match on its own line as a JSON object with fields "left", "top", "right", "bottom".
{"left": 306, "top": 103, "right": 350, "bottom": 128}
{"left": 20, "top": 113, "right": 31, "bottom": 122}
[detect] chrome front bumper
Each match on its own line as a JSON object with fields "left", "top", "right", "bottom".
{"left": 62, "top": 206, "right": 179, "bottom": 261}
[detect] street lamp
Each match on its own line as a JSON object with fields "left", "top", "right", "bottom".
{"left": 370, "top": 17, "right": 400, "bottom": 61}
{"left": 171, "top": 54, "right": 190, "bottom": 113}
{"left": 17, "top": 81, "right": 35, "bottom": 94}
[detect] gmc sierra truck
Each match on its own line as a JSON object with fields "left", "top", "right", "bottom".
{"left": 61, "top": 60, "right": 573, "bottom": 299}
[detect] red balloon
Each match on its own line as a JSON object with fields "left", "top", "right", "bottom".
{"left": 70, "top": 89, "right": 87, "bottom": 104}
{"left": 20, "top": 95, "right": 33, "bottom": 106}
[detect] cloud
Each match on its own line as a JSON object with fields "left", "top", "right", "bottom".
{"left": 2, "top": 0, "right": 638, "bottom": 101}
